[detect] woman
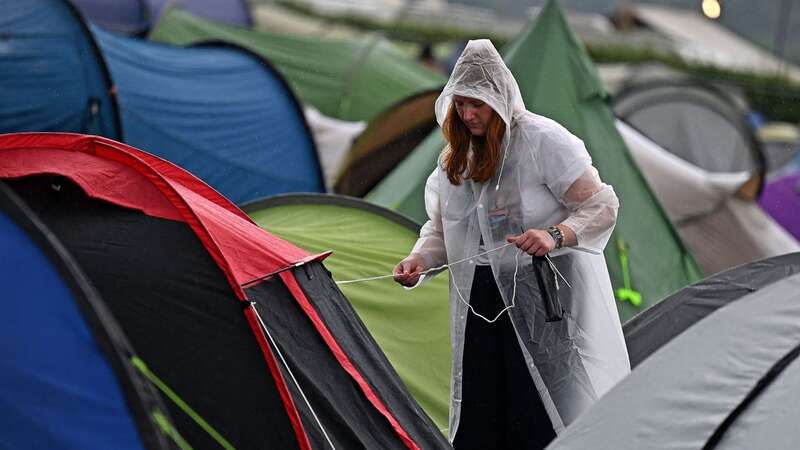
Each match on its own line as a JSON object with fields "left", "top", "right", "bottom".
{"left": 393, "top": 40, "right": 630, "bottom": 448}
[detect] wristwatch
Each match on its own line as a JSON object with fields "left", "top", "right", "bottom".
{"left": 547, "top": 225, "right": 564, "bottom": 249}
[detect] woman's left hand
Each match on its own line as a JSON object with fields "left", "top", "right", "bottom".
{"left": 506, "top": 229, "right": 555, "bottom": 256}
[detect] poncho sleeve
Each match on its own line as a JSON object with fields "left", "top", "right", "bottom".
{"left": 535, "top": 128, "right": 619, "bottom": 254}
{"left": 410, "top": 167, "right": 448, "bottom": 269}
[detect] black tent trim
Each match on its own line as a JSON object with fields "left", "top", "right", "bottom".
{"left": 703, "top": 341, "right": 800, "bottom": 449}
{"left": 0, "top": 182, "right": 175, "bottom": 450}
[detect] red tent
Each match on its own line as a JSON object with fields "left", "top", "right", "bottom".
{"left": 0, "top": 132, "right": 449, "bottom": 450}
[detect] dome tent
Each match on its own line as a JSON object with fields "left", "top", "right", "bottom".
{"left": 149, "top": 8, "right": 446, "bottom": 123}
{"left": 368, "top": 0, "right": 702, "bottom": 321}
{"left": 0, "top": 133, "right": 450, "bottom": 450}
{"left": 0, "top": 182, "right": 178, "bottom": 450}
{"left": 243, "top": 193, "right": 452, "bottom": 432}
{"left": 613, "top": 77, "right": 765, "bottom": 199}
{"left": 92, "top": 24, "right": 323, "bottom": 204}
{"left": 334, "top": 90, "right": 440, "bottom": 197}
{"left": 616, "top": 119, "right": 799, "bottom": 275}
{"left": 548, "top": 264, "right": 800, "bottom": 449}
{"left": 0, "top": 0, "right": 120, "bottom": 138}
{"left": 1, "top": 0, "right": 322, "bottom": 205}
{"left": 623, "top": 252, "right": 800, "bottom": 368}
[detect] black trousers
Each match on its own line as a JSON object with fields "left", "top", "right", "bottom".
{"left": 453, "top": 266, "right": 556, "bottom": 450}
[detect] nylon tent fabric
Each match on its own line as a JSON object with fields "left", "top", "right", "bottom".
{"left": 243, "top": 193, "right": 452, "bottom": 433}
{"left": 759, "top": 172, "right": 800, "bottom": 240}
{"left": 0, "top": 132, "right": 450, "bottom": 450}
{"left": 302, "top": 106, "right": 367, "bottom": 190}
{"left": 612, "top": 78, "right": 765, "bottom": 199}
{"left": 369, "top": 0, "right": 703, "bottom": 320}
{"left": 623, "top": 252, "right": 800, "bottom": 368}
{"left": 547, "top": 271, "right": 800, "bottom": 450}
{"left": 335, "top": 90, "right": 439, "bottom": 197}
{"left": 617, "top": 119, "right": 799, "bottom": 275}
{"left": 0, "top": 183, "right": 175, "bottom": 450}
{"left": 70, "top": 0, "right": 149, "bottom": 34}
{"left": 0, "top": 0, "right": 120, "bottom": 138}
{"left": 70, "top": 0, "right": 252, "bottom": 34}
{"left": 145, "top": 0, "right": 252, "bottom": 28}
{"left": 148, "top": 8, "right": 447, "bottom": 122}
{"left": 92, "top": 25, "right": 323, "bottom": 204}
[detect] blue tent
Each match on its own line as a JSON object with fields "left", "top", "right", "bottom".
{"left": 92, "top": 26, "right": 324, "bottom": 204}
{"left": 0, "top": 183, "right": 175, "bottom": 450}
{"left": 0, "top": 0, "right": 120, "bottom": 138}
{"left": 70, "top": 0, "right": 252, "bottom": 34}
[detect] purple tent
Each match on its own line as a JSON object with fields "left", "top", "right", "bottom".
{"left": 71, "top": 0, "right": 251, "bottom": 34}
{"left": 145, "top": 0, "right": 252, "bottom": 27}
{"left": 760, "top": 172, "right": 800, "bottom": 240}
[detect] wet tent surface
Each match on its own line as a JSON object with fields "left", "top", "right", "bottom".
{"left": 246, "top": 195, "right": 452, "bottom": 432}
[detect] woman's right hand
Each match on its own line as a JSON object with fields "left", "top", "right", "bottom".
{"left": 393, "top": 254, "right": 426, "bottom": 287}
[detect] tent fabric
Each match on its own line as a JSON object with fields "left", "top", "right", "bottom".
{"left": 623, "top": 252, "right": 800, "bottom": 368}
{"left": 302, "top": 106, "right": 367, "bottom": 190}
{"left": 369, "top": 0, "right": 702, "bottom": 320}
{"left": 0, "top": 132, "right": 450, "bottom": 450}
{"left": 759, "top": 172, "right": 800, "bottom": 240}
{"left": 70, "top": 0, "right": 149, "bottom": 34}
{"left": 547, "top": 271, "right": 800, "bottom": 450}
{"left": 0, "top": 183, "right": 174, "bottom": 450}
{"left": 244, "top": 194, "right": 451, "bottom": 432}
{"left": 149, "top": 8, "right": 447, "bottom": 122}
{"left": 617, "top": 119, "right": 799, "bottom": 274}
{"left": 70, "top": 0, "right": 252, "bottom": 35}
{"left": 0, "top": 133, "right": 315, "bottom": 299}
{"left": 92, "top": 25, "right": 323, "bottom": 204}
{"left": 0, "top": 0, "right": 120, "bottom": 138}
{"left": 335, "top": 90, "right": 439, "bottom": 197}
{"left": 613, "top": 79, "right": 764, "bottom": 184}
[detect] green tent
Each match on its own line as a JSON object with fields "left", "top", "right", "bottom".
{"left": 149, "top": 8, "right": 446, "bottom": 122}
{"left": 244, "top": 194, "right": 451, "bottom": 432}
{"left": 368, "top": 0, "right": 702, "bottom": 320}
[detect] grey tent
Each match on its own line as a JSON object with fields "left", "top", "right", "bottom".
{"left": 613, "top": 78, "right": 765, "bottom": 199}
{"left": 548, "top": 255, "right": 800, "bottom": 450}
{"left": 623, "top": 252, "right": 800, "bottom": 368}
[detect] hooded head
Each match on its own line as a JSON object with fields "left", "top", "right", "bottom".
{"left": 436, "top": 40, "right": 526, "bottom": 186}
{"left": 435, "top": 39, "right": 526, "bottom": 130}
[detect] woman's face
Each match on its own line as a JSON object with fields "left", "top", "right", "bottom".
{"left": 453, "top": 95, "right": 494, "bottom": 137}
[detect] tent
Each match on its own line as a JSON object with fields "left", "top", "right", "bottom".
{"left": 149, "top": 8, "right": 447, "bottom": 122}
{"left": 70, "top": 0, "right": 252, "bottom": 35}
{"left": 243, "top": 193, "right": 451, "bottom": 433}
{"left": 335, "top": 90, "right": 440, "bottom": 197}
{"left": 0, "top": 182, "right": 178, "bottom": 450}
{"left": 756, "top": 122, "right": 800, "bottom": 176}
{"left": 617, "top": 119, "right": 799, "bottom": 274}
{"left": 0, "top": 133, "right": 450, "bottom": 450}
{"left": 760, "top": 172, "right": 800, "bottom": 240}
{"left": 613, "top": 78, "right": 765, "bottom": 199}
{"left": 0, "top": 0, "right": 120, "bottom": 138}
{"left": 369, "top": 0, "right": 702, "bottom": 320}
{"left": 302, "top": 106, "right": 367, "bottom": 190}
{"left": 623, "top": 252, "right": 800, "bottom": 368}
{"left": 547, "top": 267, "right": 800, "bottom": 449}
{"left": 91, "top": 24, "right": 323, "bottom": 204}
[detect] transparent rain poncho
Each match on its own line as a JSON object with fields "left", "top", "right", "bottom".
{"left": 408, "top": 40, "right": 630, "bottom": 440}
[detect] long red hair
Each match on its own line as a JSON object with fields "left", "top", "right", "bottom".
{"left": 441, "top": 102, "right": 505, "bottom": 185}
